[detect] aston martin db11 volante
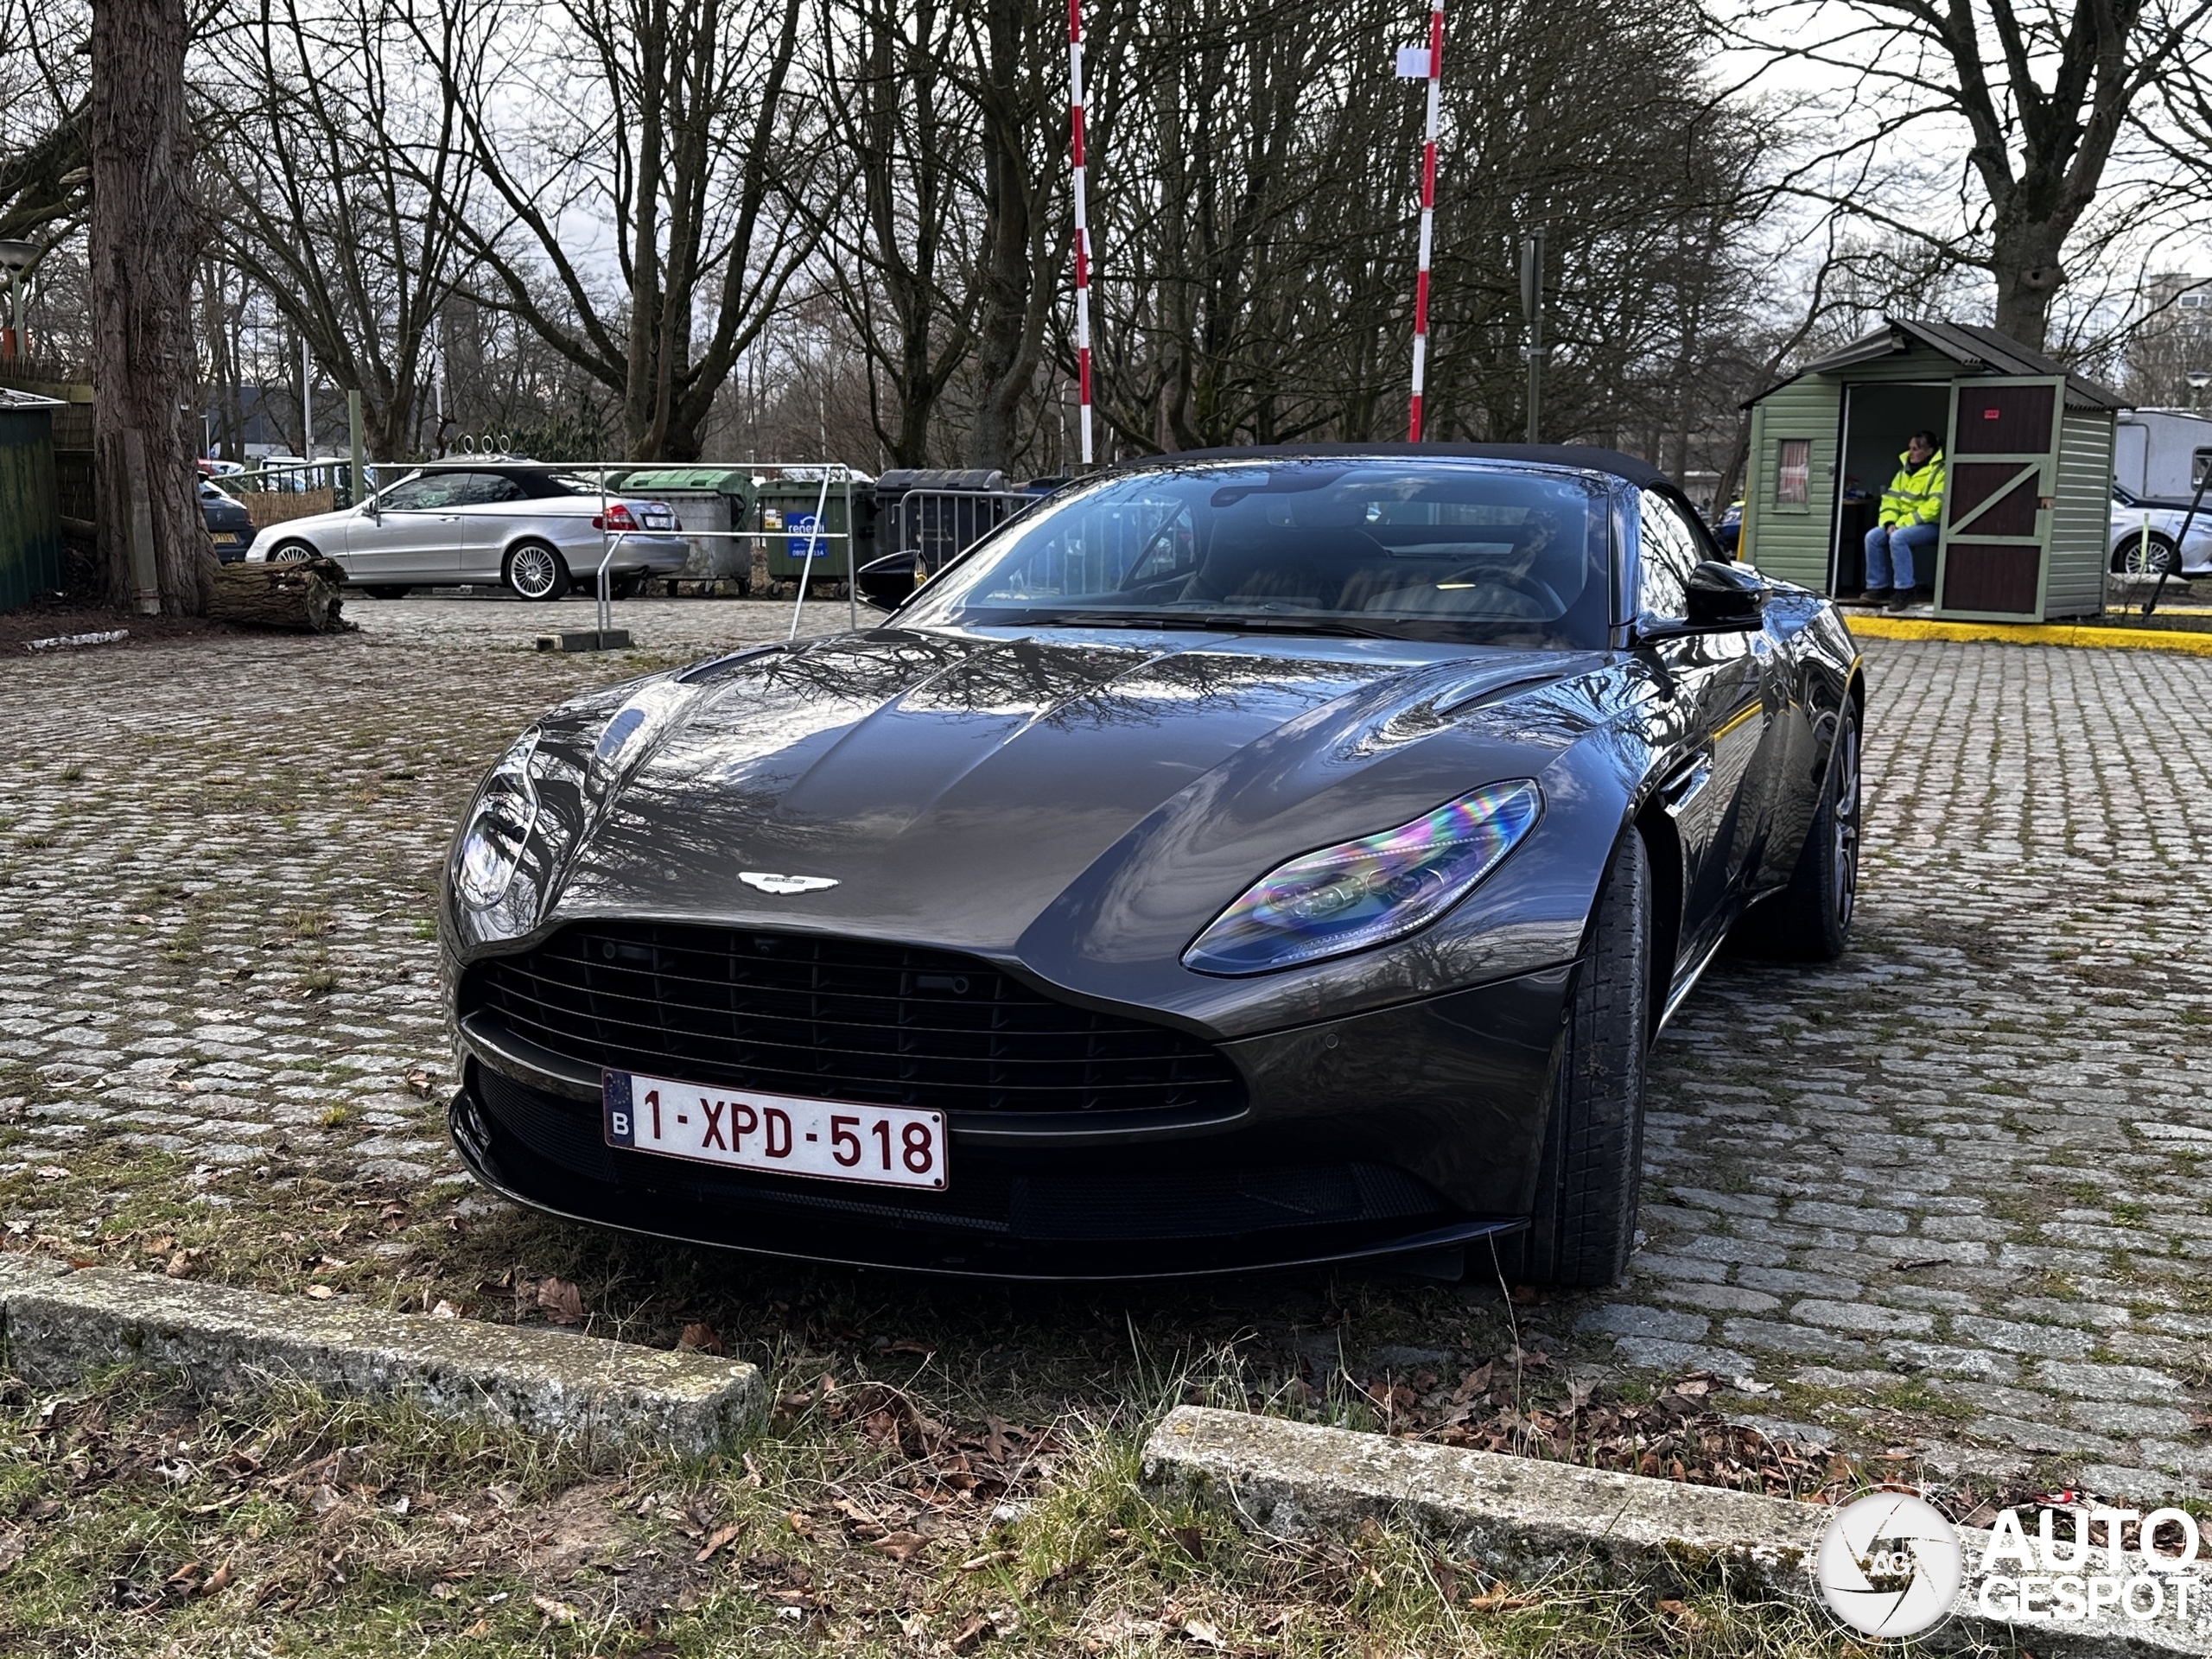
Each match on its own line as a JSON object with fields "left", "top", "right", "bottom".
{"left": 442, "top": 444, "right": 1864, "bottom": 1286}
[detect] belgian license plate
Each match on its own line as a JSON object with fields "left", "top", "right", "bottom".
{"left": 603, "top": 1070, "right": 946, "bottom": 1191}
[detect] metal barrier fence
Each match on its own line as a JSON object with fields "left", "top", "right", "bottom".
{"left": 594, "top": 462, "right": 865, "bottom": 639}
{"left": 881, "top": 487, "right": 1035, "bottom": 576}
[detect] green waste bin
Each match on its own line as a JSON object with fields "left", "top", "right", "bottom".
{"left": 0, "top": 391, "right": 63, "bottom": 613}
{"left": 616, "top": 466, "right": 756, "bottom": 586}
{"left": 756, "top": 474, "right": 876, "bottom": 584}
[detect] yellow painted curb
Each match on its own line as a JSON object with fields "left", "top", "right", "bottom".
{"left": 1847, "top": 613, "right": 2212, "bottom": 658}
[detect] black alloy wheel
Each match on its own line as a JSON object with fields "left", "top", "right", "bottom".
{"left": 1735, "top": 706, "right": 1860, "bottom": 962}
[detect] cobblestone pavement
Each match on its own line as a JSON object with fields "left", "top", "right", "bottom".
{"left": 1614, "top": 640, "right": 2212, "bottom": 1500}
{"left": 1, "top": 618, "right": 2207, "bottom": 1497}
{"left": 344, "top": 589, "right": 856, "bottom": 652}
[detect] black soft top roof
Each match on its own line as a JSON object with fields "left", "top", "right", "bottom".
{"left": 1120, "top": 442, "right": 1678, "bottom": 493}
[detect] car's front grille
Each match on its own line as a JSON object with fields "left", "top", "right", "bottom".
{"left": 461, "top": 922, "right": 1246, "bottom": 1116}
{"left": 468, "top": 1065, "right": 1443, "bottom": 1245}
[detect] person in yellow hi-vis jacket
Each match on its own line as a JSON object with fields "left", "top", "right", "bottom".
{"left": 1861, "top": 429, "right": 1944, "bottom": 610}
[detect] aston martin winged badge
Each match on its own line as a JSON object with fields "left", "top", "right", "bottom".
{"left": 739, "top": 871, "right": 840, "bottom": 894}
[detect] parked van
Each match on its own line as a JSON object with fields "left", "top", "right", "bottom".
{"left": 2114, "top": 409, "right": 2212, "bottom": 503}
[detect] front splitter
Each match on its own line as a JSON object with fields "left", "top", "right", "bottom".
{"left": 448, "top": 1086, "right": 1523, "bottom": 1283}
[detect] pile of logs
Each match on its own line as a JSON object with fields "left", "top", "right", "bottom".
{"left": 208, "top": 555, "right": 354, "bottom": 633}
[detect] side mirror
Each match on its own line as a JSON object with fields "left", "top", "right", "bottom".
{"left": 856, "top": 550, "right": 923, "bottom": 613}
{"left": 1683, "top": 560, "right": 1765, "bottom": 629}
{"left": 1638, "top": 561, "right": 1767, "bottom": 642}
{"left": 359, "top": 501, "right": 380, "bottom": 523}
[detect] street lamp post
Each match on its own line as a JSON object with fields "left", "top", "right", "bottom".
{"left": 0, "top": 238, "right": 34, "bottom": 358}
{"left": 2186, "top": 371, "right": 2210, "bottom": 415}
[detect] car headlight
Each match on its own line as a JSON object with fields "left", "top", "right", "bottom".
{"left": 1182, "top": 779, "right": 1542, "bottom": 976}
{"left": 455, "top": 730, "right": 542, "bottom": 909}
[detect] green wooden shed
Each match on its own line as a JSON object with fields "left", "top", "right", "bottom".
{"left": 1738, "top": 318, "right": 2125, "bottom": 621}
{"left": 0, "top": 388, "right": 64, "bottom": 613}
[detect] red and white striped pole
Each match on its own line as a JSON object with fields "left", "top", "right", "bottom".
{"left": 1067, "top": 0, "right": 1095, "bottom": 467}
{"left": 1407, "top": 0, "right": 1444, "bottom": 441}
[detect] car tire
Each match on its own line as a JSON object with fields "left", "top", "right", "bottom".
{"left": 2113, "top": 534, "right": 2181, "bottom": 576}
{"left": 504, "top": 542, "right": 569, "bottom": 601}
{"left": 1494, "top": 830, "right": 1650, "bottom": 1290}
{"left": 1735, "top": 705, "right": 1861, "bottom": 962}
{"left": 270, "top": 541, "right": 317, "bottom": 563}
{"left": 362, "top": 585, "right": 411, "bottom": 600}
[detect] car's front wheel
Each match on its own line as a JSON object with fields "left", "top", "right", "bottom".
{"left": 362, "top": 585, "right": 411, "bottom": 600}
{"left": 269, "top": 541, "right": 316, "bottom": 563}
{"left": 1496, "top": 829, "right": 1650, "bottom": 1289}
{"left": 504, "top": 542, "right": 569, "bottom": 601}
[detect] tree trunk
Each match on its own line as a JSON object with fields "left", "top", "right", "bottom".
{"left": 1990, "top": 221, "right": 2068, "bottom": 353}
{"left": 967, "top": 0, "right": 1053, "bottom": 471}
{"left": 90, "top": 0, "right": 210, "bottom": 615}
{"left": 207, "top": 556, "right": 353, "bottom": 632}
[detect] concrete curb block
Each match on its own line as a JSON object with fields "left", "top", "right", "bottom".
{"left": 1848, "top": 613, "right": 2212, "bottom": 657}
{"left": 537, "top": 629, "right": 634, "bottom": 652}
{"left": 0, "top": 1256, "right": 761, "bottom": 1459}
{"left": 1142, "top": 1407, "right": 2212, "bottom": 1657}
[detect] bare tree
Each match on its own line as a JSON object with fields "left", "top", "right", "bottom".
{"left": 90, "top": 0, "right": 210, "bottom": 612}
{"left": 817, "top": 0, "right": 977, "bottom": 467}
{"left": 959, "top": 0, "right": 1066, "bottom": 469}
{"left": 1728, "top": 0, "right": 2212, "bottom": 351}
{"left": 417, "top": 0, "right": 819, "bottom": 461}
{"left": 199, "top": 0, "right": 479, "bottom": 460}
{"left": 0, "top": 0, "right": 92, "bottom": 245}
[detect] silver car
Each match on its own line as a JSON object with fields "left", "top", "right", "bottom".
{"left": 2110, "top": 486, "right": 2212, "bottom": 577}
{"left": 242, "top": 462, "right": 690, "bottom": 600}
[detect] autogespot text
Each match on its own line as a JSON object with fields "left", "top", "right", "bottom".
{"left": 1977, "top": 1505, "right": 2208, "bottom": 1623}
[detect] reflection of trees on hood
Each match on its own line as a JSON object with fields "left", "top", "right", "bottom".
{"left": 722, "top": 631, "right": 1366, "bottom": 732}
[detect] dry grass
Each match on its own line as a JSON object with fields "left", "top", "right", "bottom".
{"left": 0, "top": 1147, "right": 2028, "bottom": 1655}
{"left": 0, "top": 1365, "right": 1925, "bottom": 1659}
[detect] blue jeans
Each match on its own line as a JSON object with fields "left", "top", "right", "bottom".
{"left": 1864, "top": 522, "right": 1936, "bottom": 590}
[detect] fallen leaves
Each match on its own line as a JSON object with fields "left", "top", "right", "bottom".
{"left": 949, "top": 1607, "right": 1020, "bottom": 1651}
{"left": 302, "top": 1285, "right": 335, "bottom": 1300}
{"left": 677, "top": 1322, "right": 723, "bottom": 1355}
{"left": 693, "top": 1522, "right": 741, "bottom": 1564}
{"left": 535, "top": 1277, "right": 584, "bottom": 1325}
{"left": 1323, "top": 1357, "right": 1838, "bottom": 1503}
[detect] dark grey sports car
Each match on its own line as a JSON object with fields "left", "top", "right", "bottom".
{"left": 442, "top": 445, "right": 1863, "bottom": 1286}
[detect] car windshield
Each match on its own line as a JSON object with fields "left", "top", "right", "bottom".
{"left": 898, "top": 460, "right": 1614, "bottom": 648}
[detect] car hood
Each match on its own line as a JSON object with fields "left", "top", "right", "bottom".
{"left": 520, "top": 626, "right": 1607, "bottom": 966}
